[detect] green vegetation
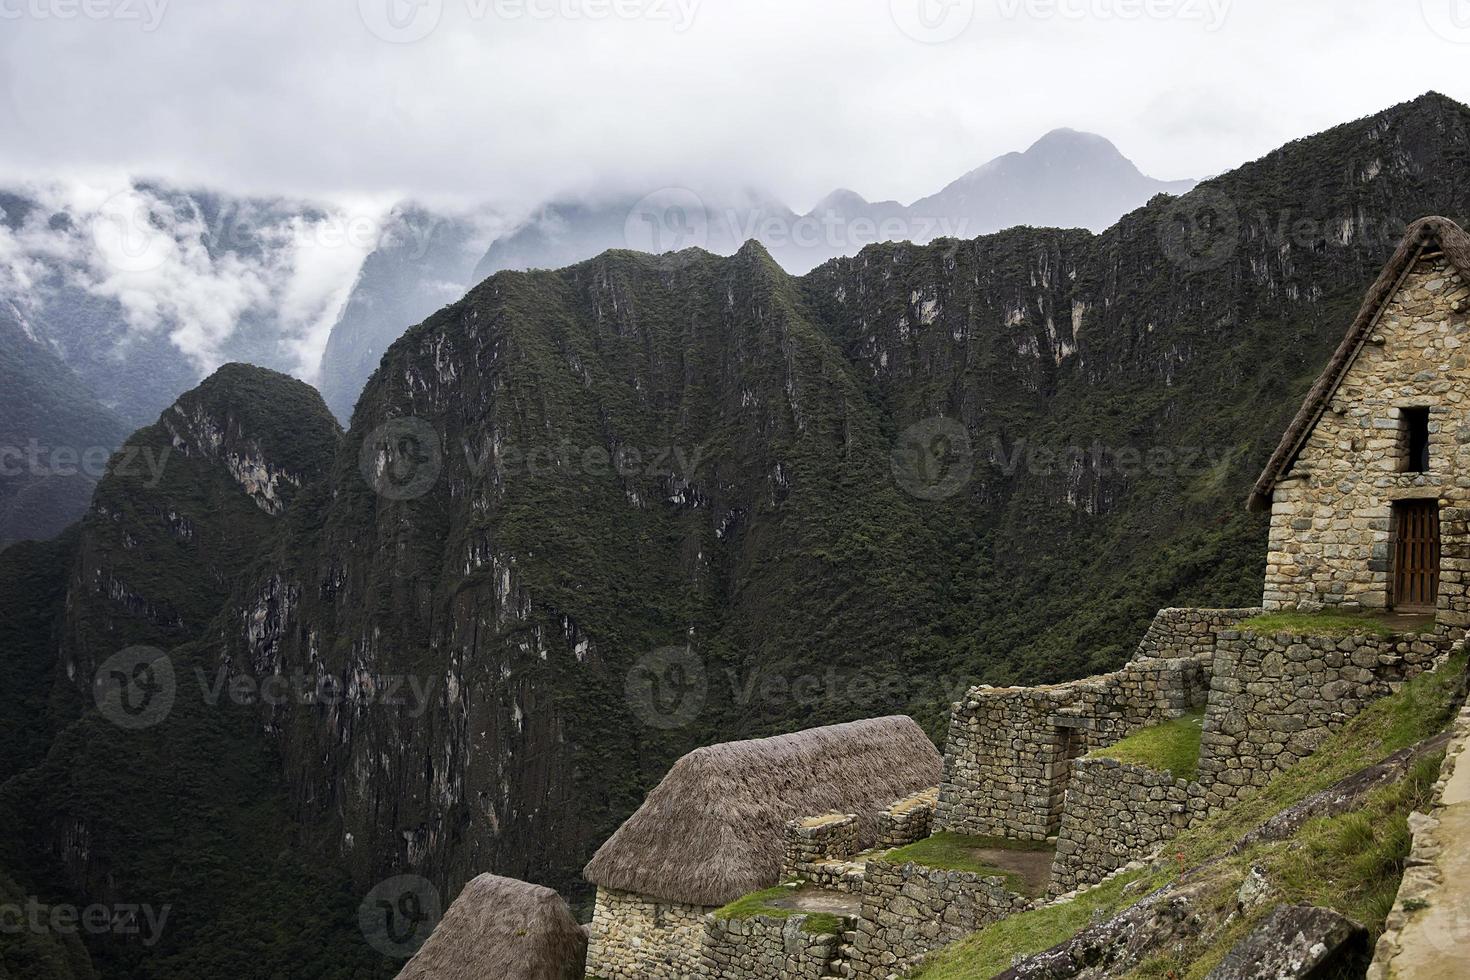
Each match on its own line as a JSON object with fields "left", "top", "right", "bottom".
{"left": 1090, "top": 710, "right": 1206, "bottom": 780}
{"left": 712, "top": 886, "right": 845, "bottom": 935}
{"left": 915, "top": 654, "right": 1467, "bottom": 979}
{"left": 883, "top": 833, "right": 1052, "bottom": 897}
{"left": 1244, "top": 610, "right": 1427, "bottom": 638}
{"left": 913, "top": 868, "right": 1150, "bottom": 979}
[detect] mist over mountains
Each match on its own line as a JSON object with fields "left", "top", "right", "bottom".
{"left": 0, "top": 128, "right": 1187, "bottom": 541}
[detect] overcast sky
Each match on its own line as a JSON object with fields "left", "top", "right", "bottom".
{"left": 3, "top": 0, "right": 1470, "bottom": 213}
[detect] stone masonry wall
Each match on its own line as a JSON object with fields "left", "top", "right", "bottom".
{"left": 1048, "top": 758, "right": 1203, "bottom": 896}
{"left": 874, "top": 787, "right": 938, "bottom": 851}
{"left": 586, "top": 888, "right": 712, "bottom": 980}
{"left": 1196, "top": 626, "right": 1450, "bottom": 808}
{"left": 847, "top": 859, "right": 1031, "bottom": 979}
{"left": 1264, "top": 254, "right": 1470, "bottom": 623}
{"left": 781, "top": 813, "right": 864, "bottom": 893}
{"left": 935, "top": 609, "right": 1254, "bottom": 840}
{"left": 700, "top": 913, "right": 843, "bottom": 980}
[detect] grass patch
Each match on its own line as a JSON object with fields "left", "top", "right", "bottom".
{"left": 1090, "top": 710, "right": 1205, "bottom": 781}
{"left": 883, "top": 833, "right": 1052, "bottom": 897}
{"left": 911, "top": 868, "right": 1149, "bottom": 979}
{"left": 1244, "top": 610, "right": 1428, "bottom": 638}
{"left": 712, "top": 885, "right": 845, "bottom": 935}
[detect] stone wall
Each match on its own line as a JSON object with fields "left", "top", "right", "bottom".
{"left": 1263, "top": 253, "right": 1470, "bottom": 623}
{"left": 586, "top": 888, "right": 712, "bottom": 980}
{"left": 700, "top": 913, "right": 843, "bottom": 980}
{"left": 874, "top": 787, "right": 938, "bottom": 851}
{"left": 846, "top": 859, "right": 1031, "bottom": 978}
{"left": 1368, "top": 696, "right": 1470, "bottom": 979}
{"left": 781, "top": 813, "right": 864, "bottom": 893}
{"left": 935, "top": 608, "right": 1255, "bottom": 840}
{"left": 1196, "top": 626, "right": 1450, "bottom": 808}
{"left": 1048, "top": 758, "right": 1202, "bottom": 896}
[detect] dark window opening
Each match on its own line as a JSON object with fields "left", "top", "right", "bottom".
{"left": 1402, "top": 408, "right": 1430, "bottom": 473}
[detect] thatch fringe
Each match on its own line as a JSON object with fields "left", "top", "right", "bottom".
{"left": 396, "top": 874, "right": 587, "bottom": 980}
{"left": 583, "top": 716, "right": 943, "bottom": 907}
{"left": 1247, "top": 216, "right": 1470, "bottom": 512}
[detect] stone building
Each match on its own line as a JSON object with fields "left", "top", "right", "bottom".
{"left": 1248, "top": 216, "right": 1470, "bottom": 624}
{"left": 581, "top": 716, "right": 942, "bottom": 980}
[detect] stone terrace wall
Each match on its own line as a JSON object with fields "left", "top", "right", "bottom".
{"left": 782, "top": 813, "right": 864, "bottom": 893}
{"left": 1369, "top": 696, "right": 1470, "bottom": 979}
{"left": 847, "top": 859, "right": 1031, "bottom": 979}
{"left": 935, "top": 609, "right": 1255, "bottom": 840}
{"left": 1048, "top": 758, "right": 1203, "bottom": 896}
{"left": 1197, "top": 626, "right": 1450, "bottom": 808}
{"left": 874, "top": 787, "right": 938, "bottom": 851}
{"left": 700, "top": 913, "right": 842, "bottom": 980}
{"left": 586, "top": 888, "right": 711, "bottom": 980}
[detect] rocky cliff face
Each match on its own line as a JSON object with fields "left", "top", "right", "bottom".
{"left": 3, "top": 94, "right": 1470, "bottom": 975}
{"left": 201, "top": 94, "right": 1470, "bottom": 910}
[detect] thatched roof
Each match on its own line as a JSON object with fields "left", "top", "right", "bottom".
{"left": 583, "top": 715, "right": 943, "bottom": 907}
{"left": 395, "top": 874, "right": 587, "bottom": 980}
{"left": 1247, "top": 216, "right": 1470, "bottom": 512}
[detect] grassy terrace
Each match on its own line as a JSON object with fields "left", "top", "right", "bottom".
{"left": 712, "top": 885, "right": 845, "bottom": 935}
{"left": 1244, "top": 610, "right": 1434, "bottom": 638}
{"left": 1089, "top": 709, "right": 1206, "bottom": 781}
{"left": 914, "top": 652, "right": 1468, "bottom": 979}
{"left": 882, "top": 833, "right": 1053, "bottom": 898}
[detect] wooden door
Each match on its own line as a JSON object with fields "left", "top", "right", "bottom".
{"left": 1392, "top": 500, "right": 1440, "bottom": 611}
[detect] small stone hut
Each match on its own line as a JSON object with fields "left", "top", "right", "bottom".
{"left": 1248, "top": 216, "right": 1470, "bottom": 624}
{"left": 583, "top": 715, "right": 943, "bottom": 980}
{"left": 395, "top": 874, "right": 587, "bottom": 980}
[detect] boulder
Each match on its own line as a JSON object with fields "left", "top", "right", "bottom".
{"left": 1206, "top": 904, "right": 1369, "bottom": 979}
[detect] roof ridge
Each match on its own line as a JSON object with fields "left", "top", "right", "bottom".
{"left": 1247, "top": 216, "right": 1470, "bottom": 512}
